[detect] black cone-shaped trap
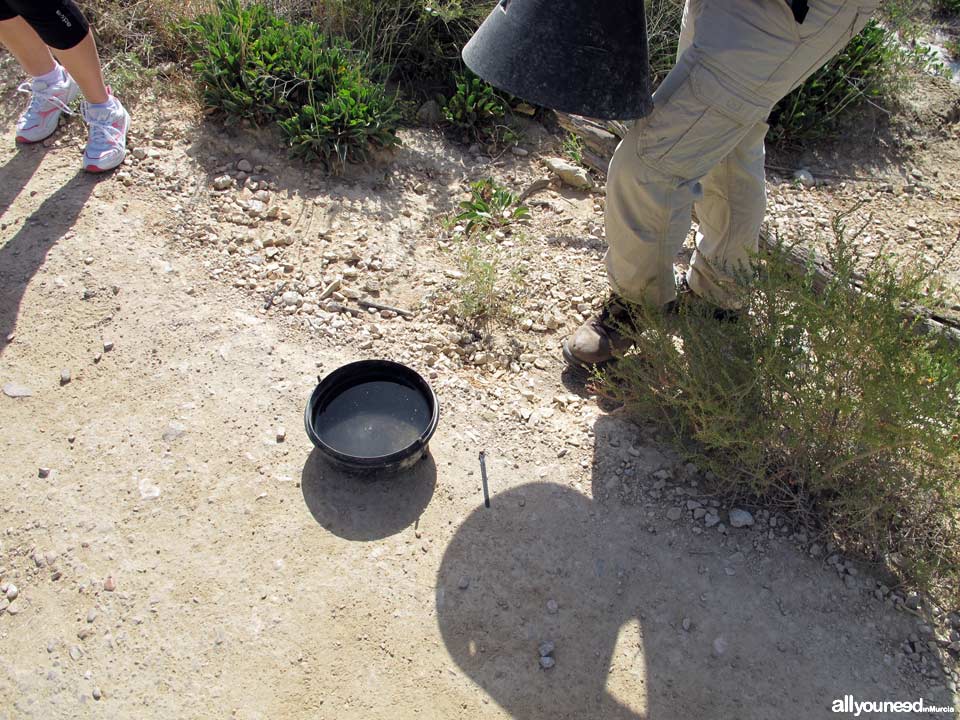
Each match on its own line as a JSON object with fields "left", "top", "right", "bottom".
{"left": 463, "top": 0, "right": 654, "bottom": 121}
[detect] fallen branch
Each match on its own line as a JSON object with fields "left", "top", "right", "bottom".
{"left": 357, "top": 298, "right": 415, "bottom": 318}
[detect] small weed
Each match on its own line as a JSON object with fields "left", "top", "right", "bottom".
{"left": 443, "top": 72, "right": 507, "bottom": 142}
{"left": 102, "top": 52, "right": 158, "bottom": 99}
{"left": 455, "top": 178, "right": 530, "bottom": 235}
{"left": 449, "top": 243, "right": 525, "bottom": 326}
{"left": 562, "top": 132, "right": 585, "bottom": 166}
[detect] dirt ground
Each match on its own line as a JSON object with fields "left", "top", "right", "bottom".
{"left": 2, "top": 58, "right": 960, "bottom": 719}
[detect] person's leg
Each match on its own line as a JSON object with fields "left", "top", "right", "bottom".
{"left": 0, "top": 15, "right": 57, "bottom": 76}
{"left": 566, "top": 0, "right": 882, "bottom": 367}
{"left": 52, "top": 31, "right": 107, "bottom": 104}
{"left": 687, "top": 121, "right": 768, "bottom": 308}
{"left": 3, "top": 0, "right": 129, "bottom": 170}
{"left": 604, "top": 0, "right": 882, "bottom": 310}
{"left": 3, "top": 0, "right": 107, "bottom": 103}
{"left": 0, "top": 6, "right": 81, "bottom": 144}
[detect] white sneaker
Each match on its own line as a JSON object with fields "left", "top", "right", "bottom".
{"left": 81, "top": 90, "right": 130, "bottom": 173}
{"left": 15, "top": 69, "right": 80, "bottom": 144}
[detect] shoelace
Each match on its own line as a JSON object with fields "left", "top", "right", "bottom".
{"left": 81, "top": 101, "right": 124, "bottom": 149}
{"left": 17, "top": 80, "right": 75, "bottom": 118}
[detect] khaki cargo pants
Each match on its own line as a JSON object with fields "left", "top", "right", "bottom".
{"left": 605, "top": 0, "right": 880, "bottom": 308}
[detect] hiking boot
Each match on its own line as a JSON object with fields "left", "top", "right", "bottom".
{"left": 15, "top": 68, "right": 80, "bottom": 144}
{"left": 562, "top": 297, "right": 637, "bottom": 370}
{"left": 81, "top": 90, "right": 130, "bottom": 173}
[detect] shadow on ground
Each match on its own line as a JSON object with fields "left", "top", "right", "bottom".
{"left": 301, "top": 448, "right": 437, "bottom": 541}
{"left": 0, "top": 165, "right": 101, "bottom": 355}
{"left": 434, "top": 413, "right": 927, "bottom": 719}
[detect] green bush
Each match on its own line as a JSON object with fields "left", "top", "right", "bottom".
{"left": 602, "top": 214, "right": 960, "bottom": 598}
{"left": 443, "top": 72, "right": 507, "bottom": 141}
{"left": 185, "top": 0, "right": 400, "bottom": 164}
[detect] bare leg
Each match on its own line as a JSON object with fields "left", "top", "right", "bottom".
{"left": 53, "top": 31, "right": 108, "bottom": 104}
{"left": 0, "top": 16, "right": 56, "bottom": 77}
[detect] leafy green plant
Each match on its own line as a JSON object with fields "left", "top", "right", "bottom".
{"left": 184, "top": 0, "right": 400, "bottom": 165}
{"left": 443, "top": 72, "right": 507, "bottom": 141}
{"left": 562, "top": 131, "right": 585, "bottom": 166}
{"left": 455, "top": 178, "right": 530, "bottom": 235}
{"left": 601, "top": 212, "right": 960, "bottom": 598}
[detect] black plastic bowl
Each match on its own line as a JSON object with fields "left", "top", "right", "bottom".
{"left": 304, "top": 360, "right": 440, "bottom": 474}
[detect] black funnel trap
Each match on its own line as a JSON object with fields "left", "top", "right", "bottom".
{"left": 463, "top": 0, "right": 654, "bottom": 121}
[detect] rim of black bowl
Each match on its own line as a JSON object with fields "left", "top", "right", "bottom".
{"left": 304, "top": 359, "right": 441, "bottom": 469}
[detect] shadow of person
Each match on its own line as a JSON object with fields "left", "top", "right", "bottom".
{"left": 436, "top": 481, "right": 650, "bottom": 719}
{"left": 0, "top": 144, "right": 45, "bottom": 216}
{"left": 436, "top": 411, "right": 904, "bottom": 719}
{"left": 1, "top": 170, "right": 101, "bottom": 355}
{"left": 301, "top": 448, "right": 437, "bottom": 541}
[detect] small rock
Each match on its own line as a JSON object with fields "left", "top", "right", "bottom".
{"left": 60, "top": 369, "right": 71, "bottom": 385}
{"left": 538, "top": 641, "right": 555, "bottom": 657}
{"left": 682, "top": 617, "right": 692, "bottom": 632}
{"left": 511, "top": 146, "right": 530, "bottom": 157}
{"left": 458, "top": 576, "right": 470, "bottom": 590}
{"left": 38, "top": 467, "right": 51, "bottom": 479}
{"left": 704, "top": 513, "right": 720, "bottom": 528}
{"left": 666, "top": 507, "right": 683, "bottom": 521}
{"left": 539, "top": 655, "right": 556, "bottom": 670}
{"left": 162, "top": 421, "right": 187, "bottom": 442}
{"left": 213, "top": 175, "right": 233, "bottom": 191}
{"left": 712, "top": 636, "right": 728, "bottom": 657}
{"left": 728, "top": 509, "right": 754, "bottom": 528}
{"left": 416, "top": 100, "right": 443, "bottom": 125}
{"left": 544, "top": 157, "right": 595, "bottom": 191}
{"left": 276, "top": 427, "right": 286, "bottom": 443}
{"left": 86, "top": 609, "right": 97, "bottom": 623}
{"left": 92, "top": 687, "right": 102, "bottom": 701}
{"left": 281, "top": 291, "right": 302, "bottom": 307}
{"left": 546, "top": 599, "right": 559, "bottom": 614}
{"left": 6, "top": 601, "right": 20, "bottom": 615}
{"left": 793, "top": 168, "right": 815, "bottom": 187}
{"left": 237, "top": 159, "right": 253, "bottom": 173}
{"left": 102, "top": 340, "right": 114, "bottom": 353}
{"left": 104, "top": 577, "right": 116, "bottom": 592}
{"left": 2, "top": 382, "right": 32, "bottom": 398}
{"left": 5, "top": 584, "right": 17, "bottom": 601}
{"left": 69, "top": 646, "right": 82, "bottom": 661}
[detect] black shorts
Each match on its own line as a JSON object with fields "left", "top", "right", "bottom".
{"left": 0, "top": 0, "right": 89, "bottom": 51}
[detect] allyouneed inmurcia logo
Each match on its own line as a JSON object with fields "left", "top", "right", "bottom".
{"left": 832, "top": 695, "right": 956, "bottom": 716}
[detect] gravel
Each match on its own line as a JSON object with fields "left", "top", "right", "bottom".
{"left": 2, "top": 382, "right": 32, "bottom": 398}
{"left": 729, "top": 509, "right": 754, "bottom": 528}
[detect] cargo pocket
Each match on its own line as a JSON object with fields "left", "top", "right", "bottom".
{"left": 636, "top": 62, "right": 768, "bottom": 182}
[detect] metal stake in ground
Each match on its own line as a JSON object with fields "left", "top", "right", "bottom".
{"left": 479, "top": 451, "right": 491, "bottom": 509}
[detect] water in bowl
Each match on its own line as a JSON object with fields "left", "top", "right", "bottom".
{"left": 314, "top": 380, "right": 431, "bottom": 458}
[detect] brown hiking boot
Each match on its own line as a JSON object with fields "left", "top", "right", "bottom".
{"left": 562, "top": 298, "right": 636, "bottom": 370}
